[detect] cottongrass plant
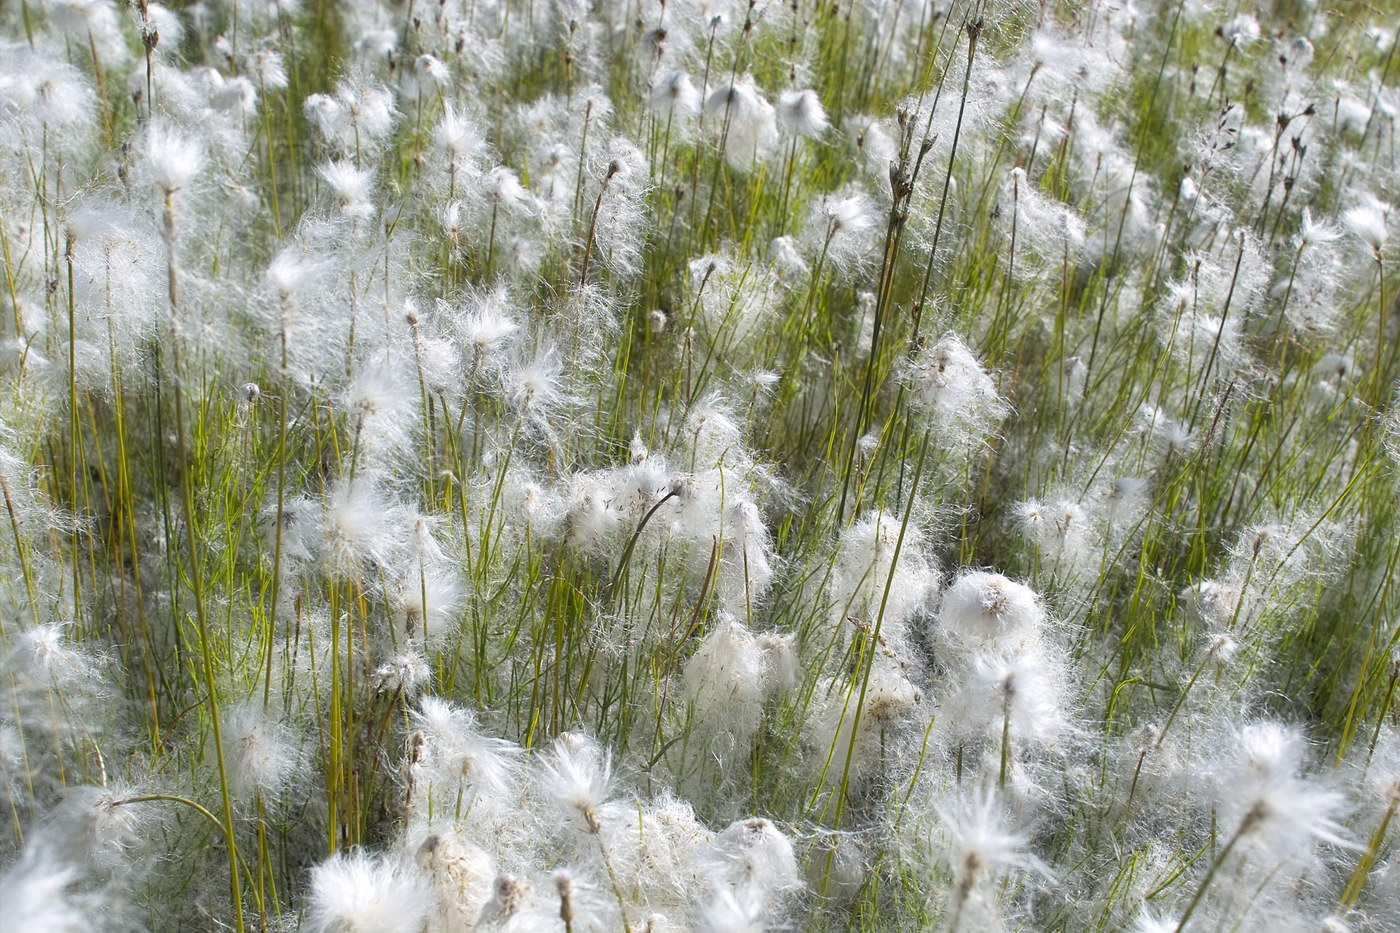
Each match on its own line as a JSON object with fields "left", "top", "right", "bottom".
{"left": 2, "top": 1, "right": 1400, "bottom": 931}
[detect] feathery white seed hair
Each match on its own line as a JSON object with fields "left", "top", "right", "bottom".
{"left": 304, "top": 849, "right": 431, "bottom": 933}
{"left": 940, "top": 571, "right": 1044, "bottom": 644}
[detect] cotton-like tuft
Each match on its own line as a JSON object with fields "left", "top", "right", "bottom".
{"left": 304, "top": 849, "right": 431, "bottom": 933}
{"left": 939, "top": 571, "right": 1044, "bottom": 645}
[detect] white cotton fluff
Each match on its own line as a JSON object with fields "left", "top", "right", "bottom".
{"left": 1159, "top": 248, "right": 1261, "bottom": 377}
{"left": 389, "top": 564, "right": 464, "bottom": 647}
{"left": 683, "top": 616, "right": 767, "bottom": 747}
{"left": 937, "top": 792, "right": 1047, "bottom": 887}
{"left": 930, "top": 792, "right": 1050, "bottom": 932}
{"left": 317, "top": 160, "right": 376, "bottom": 220}
{"left": 1212, "top": 722, "right": 1353, "bottom": 863}
{"left": 303, "top": 80, "right": 396, "bottom": 154}
{"left": 42, "top": 784, "right": 152, "bottom": 873}
{"left": 998, "top": 168, "right": 1087, "bottom": 281}
{"left": 757, "top": 632, "right": 800, "bottom": 695}
{"left": 604, "top": 792, "right": 714, "bottom": 911}
{"left": 776, "top": 89, "right": 829, "bottom": 138}
{"left": 474, "top": 873, "right": 534, "bottom": 928}
{"left": 342, "top": 357, "right": 418, "bottom": 463}
{"left": 319, "top": 480, "right": 406, "bottom": 578}
{"left": 221, "top": 701, "right": 301, "bottom": 804}
{"left": 506, "top": 348, "right": 568, "bottom": 433}
{"left": 434, "top": 105, "right": 491, "bottom": 181}
{"left": 0, "top": 840, "right": 90, "bottom": 933}
{"left": 538, "top": 732, "right": 613, "bottom": 834}
{"left": 1220, "top": 14, "right": 1261, "bottom": 46}
{"left": 715, "top": 499, "right": 776, "bottom": 608}
{"left": 683, "top": 396, "right": 745, "bottom": 467}
{"left": 61, "top": 201, "right": 164, "bottom": 391}
{"left": 651, "top": 70, "right": 701, "bottom": 121}
{"left": 705, "top": 76, "right": 779, "bottom": 171}
{"left": 409, "top": 697, "right": 521, "bottom": 818}
{"left": 1097, "top": 476, "right": 1151, "bottom": 531}
{"left": 939, "top": 571, "right": 1044, "bottom": 646}
{"left": 1136, "top": 404, "right": 1196, "bottom": 458}
{"left": 811, "top": 662, "right": 923, "bottom": 791}
{"left": 415, "top": 833, "right": 497, "bottom": 933}
{"left": 846, "top": 114, "right": 896, "bottom": 176}
{"left": 1342, "top": 202, "right": 1389, "bottom": 253}
{"left": 1011, "top": 494, "right": 1096, "bottom": 582}
{"left": 687, "top": 252, "right": 784, "bottom": 349}
{"left": 831, "top": 509, "right": 937, "bottom": 643}
{"left": 707, "top": 817, "right": 801, "bottom": 897}
{"left": 2, "top": 624, "right": 107, "bottom": 749}
{"left": 372, "top": 653, "right": 431, "bottom": 696}
{"left": 946, "top": 646, "right": 1068, "bottom": 746}
{"left": 803, "top": 191, "right": 880, "bottom": 275}
{"left": 904, "top": 334, "right": 1007, "bottom": 453}
{"left": 561, "top": 484, "right": 624, "bottom": 556}
{"left": 304, "top": 849, "right": 431, "bottom": 933}
{"left": 144, "top": 121, "right": 204, "bottom": 193}
{"left": 698, "top": 882, "right": 768, "bottom": 933}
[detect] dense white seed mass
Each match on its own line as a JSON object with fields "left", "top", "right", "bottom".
{"left": 305, "top": 851, "right": 431, "bottom": 933}
{"left": 939, "top": 571, "right": 1044, "bottom": 645}
{"left": 1, "top": 2, "right": 1397, "bottom": 932}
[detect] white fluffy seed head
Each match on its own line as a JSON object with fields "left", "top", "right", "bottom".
{"left": 1012, "top": 494, "right": 1093, "bottom": 577}
{"left": 476, "top": 874, "right": 532, "bottom": 928}
{"left": 538, "top": 732, "right": 612, "bottom": 833}
{"left": 484, "top": 166, "right": 529, "bottom": 211}
{"left": 414, "top": 54, "right": 449, "bottom": 88}
{"left": 833, "top": 508, "right": 937, "bottom": 638}
{"left": 717, "top": 499, "right": 775, "bottom": 607}
{"left": 415, "top": 832, "right": 496, "bottom": 931}
{"left": 950, "top": 647, "right": 1067, "bottom": 743}
{"left": 939, "top": 571, "right": 1044, "bottom": 645}
{"left": 846, "top": 114, "right": 896, "bottom": 175}
{"left": 698, "top": 882, "right": 766, "bottom": 933}
{"left": 144, "top": 121, "right": 204, "bottom": 192}
{"left": 1297, "top": 208, "right": 1342, "bottom": 249}
{"left": 1217, "top": 721, "right": 1353, "bottom": 856}
{"left": 317, "top": 160, "right": 376, "bottom": 219}
{"left": 1220, "top": 14, "right": 1261, "bottom": 45}
{"left": 1137, "top": 404, "right": 1196, "bottom": 457}
{"left": 6, "top": 623, "right": 99, "bottom": 689}
{"left": 1100, "top": 476, "right": 1150, "bottom": 526}
{"left": 221, "top": 701, "right": 300, "bottom": 803}
{"left": 776, "top": 89, "right": 829, "bottom": 137}
{"left": 435, "top": 106, "right": 489, "bottom": 170}
{"left": 683, "top": 616, "right": 767, "bottom": 743}
{"left": 1236, "top": 721, "right": 1307, "bottom": 782}
{"left": 810, "top": 661, "right": 921, "bottom": 791}
{"left": 319, "top": 480, "right": 405, "bottom": 577}
{"left": 266, "top": 246, "right": 323, "bottom": 301}
{"left": 0, "top": 840, "right": 90, "bottom": 933}
{"left": 371, "top": 653, "right": 431, "bottom": 695}
{"left": 49, "top": 784, "right": 151, "bottom": 873}
{"left": 936, "top": 791, "right": 1048, "bottom": 890}
{"left": 250, "top": 49, "right": 288, "bottom": 89}
{"left": 1342, "top": 203, "right": 1389, "bottom": 252}
{"left": 757, "top": 631, "right": 799, "bottom": 695}
{"left": 805, "top": 192, "right": 879, "bottom": 274}
{"left": 305, "top": 850, "right": 431, "bottom": 933}
{"left": 651, "top": 70, "right": 701, "bottom": 119}
{"left": 705, "top": 76, "right": 778, "bottom": 171}
{"left": 709, "top": 818, "right": 800, "bottom": 896}
{"left": 389, "top": 564, "right": 463, "bottom": 647}
{"left": 904, "top": 334, "right": 1006, "bottom": 450}
{"left": 410, "top": 696, "right": 520, "bottom": 803}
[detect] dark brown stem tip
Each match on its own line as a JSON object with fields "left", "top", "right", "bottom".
{"left": 966, "top": 18, "right": 983, "bottom": 52}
